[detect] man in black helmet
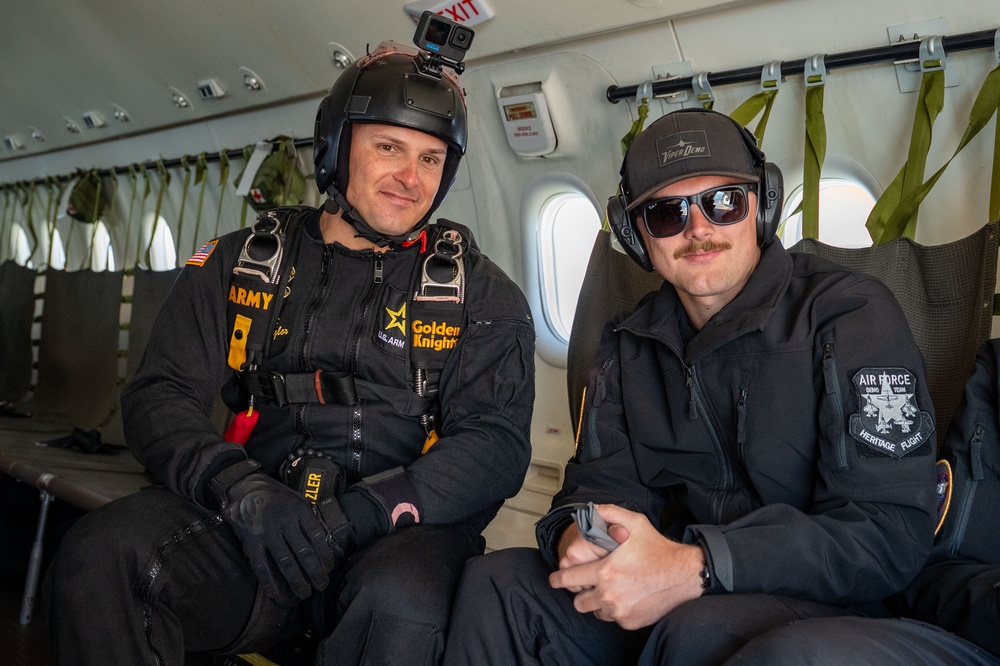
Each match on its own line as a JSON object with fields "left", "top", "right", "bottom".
{"left": 442, "top": 108, "right": 996, "bottom": 665}
{"left": 44, "top": 40, "right": 535, "bottom": 666}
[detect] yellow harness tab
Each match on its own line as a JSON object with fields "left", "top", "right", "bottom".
{"left": 422, "top": 429, "right": 439, "bottom": 454}
{"left": 227, "top": 314, "right": 252, "bottom": 371}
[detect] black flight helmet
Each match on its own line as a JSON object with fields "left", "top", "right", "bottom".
{"left": 313, "top": 41, "right": 468, "bottom": 246}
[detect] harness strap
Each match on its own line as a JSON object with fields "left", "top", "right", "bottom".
{"left": 241, "top": 370, "right": 436, "bottom": 416}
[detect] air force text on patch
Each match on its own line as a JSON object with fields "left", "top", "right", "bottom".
{"left": 849, "top": 367, "right": 934, "bottom": 458}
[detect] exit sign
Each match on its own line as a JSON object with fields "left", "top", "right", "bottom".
{"left": 404, "top": 0, "right": 496, "bottom": 27}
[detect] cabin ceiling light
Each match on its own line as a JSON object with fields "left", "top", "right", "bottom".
{"left": 64, "top": 117, "right": 82, "bottom": 133}
{"left": 29, "top": 126, "right": 45, "bottom": 142}
{"left": 240, "top": 67, "right": 266, "bottom": 92}
{"left": 169, "top": 87, "right": 192, "bottom": 108}
{"left": 328, "top": 42, "right": 355, "bottom": 69}
{"left": 112, "top": 104, "right": 130, "bottom": 122}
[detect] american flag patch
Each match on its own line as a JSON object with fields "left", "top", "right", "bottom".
{"left": 186, "top": 239, "right": 218, "bottom": 267}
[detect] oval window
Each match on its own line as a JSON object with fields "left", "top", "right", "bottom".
{"left": 522, "top": 173, "right": 602, "bottom": 367}
{"left": 780, "top": 178, "right": 877, "bottom": 248}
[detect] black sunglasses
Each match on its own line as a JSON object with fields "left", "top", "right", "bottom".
{"left": 637, "top": 183, "right": 756, "bottom": 238}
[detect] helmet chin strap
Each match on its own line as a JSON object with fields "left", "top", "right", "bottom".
{"left": 323, "top": 191, "right": 426, "bottom": 248}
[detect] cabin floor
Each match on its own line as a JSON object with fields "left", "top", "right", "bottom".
{"left": 0, "top": 587, "right": 53, "bottom": 666}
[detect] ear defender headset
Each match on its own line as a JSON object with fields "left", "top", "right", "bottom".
{"left": 607, "top": 109, "right": 784, "bottom": 272}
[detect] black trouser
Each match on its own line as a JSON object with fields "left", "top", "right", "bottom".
{"left": 886, "top": 558, "right": 1000, "bottom": 657}
{"left": 43, "top": 485, "right": 481, "bottom": 666}
{"left": 443, "top": 547, "right": 996, "bottom": 666}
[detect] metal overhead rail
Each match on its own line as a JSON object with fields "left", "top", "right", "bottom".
{"left": 607, "top": 27, "right": 1000, "bottom": 103}
{"left": 3, "top": 138, "right": 315, "bottom": 188}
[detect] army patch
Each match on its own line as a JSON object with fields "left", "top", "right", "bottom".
{"left": 849, "top": 367, "right": 934, "bottom": 458}
{"left": 186, "top": 239, "right": 218, "bottom": 267}
{"left": 373, "top": 288, "right": 408, "bottom": 358}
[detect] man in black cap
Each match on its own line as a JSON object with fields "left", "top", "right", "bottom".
{"left": 442, "top": 108, "right": 996, "bottom": 665}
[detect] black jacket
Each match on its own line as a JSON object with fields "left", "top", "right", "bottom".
{"left": 122, "top": 208, "right": 535, "bottom": 546}
{"left": 537, "top": 240, "right": 936, "bottom": 605}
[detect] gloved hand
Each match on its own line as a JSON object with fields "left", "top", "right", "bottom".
{"left": 211, "top": 459, "right": 341, "bottom": 606}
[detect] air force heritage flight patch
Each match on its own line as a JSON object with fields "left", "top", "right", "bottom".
{"left": 849, "top": 367, "right": 934, "bottom": 458}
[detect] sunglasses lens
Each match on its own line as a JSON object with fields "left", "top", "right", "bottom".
{"left": 701, "top": 187, "right": 748, "bottom": 225}
{"left": 642, "top": 198, "right": 687, "bottom": 238}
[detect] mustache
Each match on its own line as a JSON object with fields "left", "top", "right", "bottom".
{"left": 674, "top": 240, "right": 732, "bottom": 259}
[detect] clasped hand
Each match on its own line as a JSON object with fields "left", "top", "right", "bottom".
{"left": 216, "top": 471, "right": 343, "bottom": 606}
{"left": 548, "top": 503, "right": 706, "bottom": 630}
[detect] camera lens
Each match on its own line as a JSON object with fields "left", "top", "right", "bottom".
{"left": 450, "top": 27, "right": 474, "bottom": 50}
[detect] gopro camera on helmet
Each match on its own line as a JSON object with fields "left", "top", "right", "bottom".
{"left": 414, "top": 10, "right": 474, "bottom": 74}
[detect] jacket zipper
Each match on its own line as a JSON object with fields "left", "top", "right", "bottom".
{"left": 346, "top": 254, "right": 381, "bottom": 479}
{"left": 296, "top": 246, "right": 332, "bottom": 432}
{"left": 685, "top": 363, "right": 734, "bottom": 523}
{"left": 584, "top": 356, "right": 616, "bottom": 456}
{"left": 822, "top": 340, "right": 849, "bottom": 469}
{"left": 736, "top": 388, "right": 749, "bottom": 447}
{"left": 946, "top": 423, "right": 984, "bottom": 555}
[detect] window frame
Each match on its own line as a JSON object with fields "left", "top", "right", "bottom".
{"left": 521, "top": 172, "right": 602, "bottom": 367}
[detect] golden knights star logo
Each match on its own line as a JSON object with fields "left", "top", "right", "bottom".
{"left": 385, "top": 303, "right": 407, "bottom": 336}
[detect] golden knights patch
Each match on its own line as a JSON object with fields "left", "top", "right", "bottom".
{"left": 849, "top": 367, "right": 934, "bottom": 458}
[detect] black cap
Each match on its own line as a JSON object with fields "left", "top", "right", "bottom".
{"left": 624, "top": 109, "right": 760, "bottom": 211}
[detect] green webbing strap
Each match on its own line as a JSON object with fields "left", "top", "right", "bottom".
{"left": 620, "top": 98, "right": 650, "bottom": 156}
{"left": 729, "top": 89, "right": 779, "bottom": 145}
{"left": 215, "top": 150, "right": 230, "bottom": 239}
{"left": 66, "top": 169, "right": 102, "bottom": 268}
{"left": 801, "top": 84, "right": 827, "bottom": 240}
{"left": 0, "top": 185, "right": 11, "bottom": 260}
{"left": 87, "top": 171, "right": 119, "bottom": 270}
{"left": 144, "top": 160, "right": 171, "bottom": 268}
{"left": 191, "top": 153, "right": 209, "bottom": 256}
{"left": 866, "top": 69, "right": 945, "bottom": 245}
{"left": 239, "top": 144, "right": 253, "bottom": 229}
{"left": 122, "top": 165, "right": 140, "bottom": 271}
{"left": 992, "top": 83, "right": 1000, "bottom": 223}
{"left": 176, "top": 156, "right": 193, "bottom": 267}
{"left": 43, "top": 179, "right": 58, "bottom": 269}
{"left": 609, "top": 95, "right": 651, "bottom": 232}
{"left": 281, "top": 138, "right": 299, "bottom": 205}
{"left": 880, "top": 65, "right": 1000, "bottom": 241}
{"left": 21, "top": 183, "right": 38, "bottom": 262}
{"left": 133, "top": 164, "right": 153, "bottom": 268}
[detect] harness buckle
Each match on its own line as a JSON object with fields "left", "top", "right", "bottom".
{"left": 266, "top": 371, "right": 289, "bottom": 407}
{"left": 234, "top": 211, "right": 286, "bottom": 284}
{"left": 416, "top": 228, "right": 465, "bottom": 303}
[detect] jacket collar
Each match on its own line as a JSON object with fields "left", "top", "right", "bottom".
{"left": 618, "top": 240, "right": 794, "bottom": 363}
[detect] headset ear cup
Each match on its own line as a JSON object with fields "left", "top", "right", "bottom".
{"left": 757, "top": 161, "right": 784, "bottom": 245}
{"left": 607, "top": 195, "right": 653, "bottom": 272}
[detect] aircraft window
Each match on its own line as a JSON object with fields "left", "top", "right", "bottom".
{"left": 541, "top": 193, "right": 601, "bottom": 340}
{"left": 48, "top": 229, "right": 67, "bottom": 270}
{"left": 90, "top": 221, "right": 116, "bottom": 272}
{"left": 779, "top": 178, "right": 876, "bottom": 248}
{"left": 9, "top": 225, "right": 34, "bottom": 268}
{"left": 143, "top": 214, "right": 178, "bottom": 270}
{"left": 523, "top": 173, "right": 602, "bottom": 367}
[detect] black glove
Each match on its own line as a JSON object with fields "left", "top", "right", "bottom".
{"left": 211, "top": 459, "right": 341, "bottom": 606}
